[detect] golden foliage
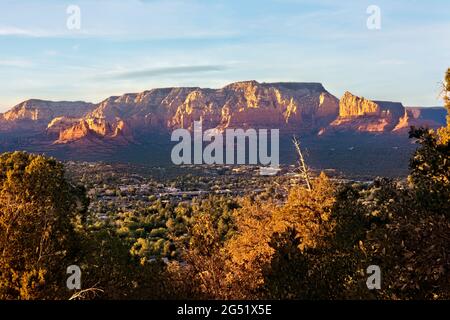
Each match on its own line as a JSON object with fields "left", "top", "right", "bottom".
{"left": 223, "top": 172, "right": 337, "bottom": 298}
{"left": 274, "top": 172, "right": 336, "bottom": 249}
{"left": 437, "top": 68, "right": 450, "bottom": 144}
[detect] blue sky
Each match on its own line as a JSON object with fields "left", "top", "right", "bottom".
{"left": 0, "top": 0, "right": 449, "bottom": 111}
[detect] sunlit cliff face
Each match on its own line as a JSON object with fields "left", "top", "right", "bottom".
{"left": 329, "top": 92, "right": 406, "bottom": 132}
{"left": 0, "top": 82, "right": 446, "bottom": 146}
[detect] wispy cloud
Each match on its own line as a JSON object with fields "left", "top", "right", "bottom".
{"left": 98, "top": 65, "right": 228, "bottom": 80}
{"left": 378, "top": 59, "right": 407, "bottom": 66}
{"left": 0, "top": 25, "right": 116, "bottom": 39}
{"left": 43, "top": 50, "right": 59, "bottom": 56}
{"left": 0, "top": 58, "right": 33, "bottom": 68}
{"left": 0, "top": 26, "right": 46, "bottom": 37}
{"left": 0, "top": 25, "right": 238, "bottom": 41}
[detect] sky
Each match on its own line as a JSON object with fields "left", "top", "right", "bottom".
{"left": 0, "top": 0, "right": 449, "bottom": 111}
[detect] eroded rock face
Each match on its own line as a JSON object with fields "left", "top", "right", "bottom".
{"left": 56, "top": 118, "right": 133, "bottom": 144}
{"left": 3, "top": 99, "right": 94, "bottom": 121}
{"left": 329, "top": 92, "right": 405, "bottom": 132}
{"left": 47, "top": 117, "right": 81, "bottom": 135}
{"left": 1, "top": 83, "right": 446, "bottom": 148}
{"left": 54, "top": 81, "right": 339, "bottom": 143}
{"left": 338, "top": 91, "right": 381, "bottom": 117}
{"left": 0, "top": 99, "right": 95, "bottom": 133}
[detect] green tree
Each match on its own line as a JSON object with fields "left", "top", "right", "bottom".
{"left": 408, "top": 68, "right": 450, "bottom": 214}
{"left": 0, "top": 151, "right": 88, "bottom": 299}
{"left": 75, "top": 226, "right": 167, "bottom": 300}
{"left": 409, "top": 128, "right": 450, "bottom": 214}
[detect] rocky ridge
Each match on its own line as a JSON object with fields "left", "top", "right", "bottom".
{"left": 0, "top": 82, "right": 446, "bottom": 147}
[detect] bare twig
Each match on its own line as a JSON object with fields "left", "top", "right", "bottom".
{"left": 69, "top": 287, "right": 104, "bottom": 300}
{"left": 292, "top": 136, "right": 312, "bottom": 191}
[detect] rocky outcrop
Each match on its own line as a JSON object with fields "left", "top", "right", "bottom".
{"left": 329, "top": 92, "right": 406, "bottom": 132}
{"left": 0, "top": 99, "right": 95, "bottom": 133}
{"left": 393, "top": 107, "right": 447, "bottom": 132}
{"left": 2, "top": 99, "right": 94, "bottom": 121}
{"left": 56, "top": 118, "right": 133, "bottom": 144}
{"left": 47, "top": 116, "right": 81, "bottom": 135}
{"left": 338, "top": 91, "right": 381, "bottom": 117}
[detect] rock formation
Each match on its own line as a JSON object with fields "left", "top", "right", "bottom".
{"left": 52, "top": 81, "right": 339, "bottom": 143}
{"left": 0, "top": 99, "right": 95, "bottom": 133}
{"left": 393, "top": 107, "right": 447, "bottom": 132}
{"left": 328, "top": 91, "right": 405, "bottom": 132}
{"left": 0, "top": 82, "right": 446, "bottom": 150}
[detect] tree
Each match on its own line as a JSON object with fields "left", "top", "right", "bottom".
{"left": 409, "top": 128, "right": 450, "bottom": 214}
{"left": 224, "top": 197, "right": 278, "bottom": 298}
{"left": 0, "top": 152, "right": 88, "bottom": 299}
{"left": 408, "top": 68, "right": 450, "bottom": 215}
{"left": 262, "top": 227, "right": 310, "bottom": 299}
{"left": 166, "top": 213, "right": 233, "bottom": 299}
{"left": 224, "top": 172, "right": 344, "bottom": 299}
{"left": 347, "top": 78, "right": 450, "bottom": 298}
{"left": 358, "top": 69, "right": 450, "bottom": 299}
{"left": 75, "top": 226, "right": 168, "bottom": 300}
{"left": 437, "top": 68, "right": 450, "bottom": 144}
{"left": 274, "top": 172, "right": 336, "bottom": 250}
{"left": 263, "top": 175, "right": 366, "bottom": 300}
{"left": 357, "top": 179, "right": 450, "bottom": 299}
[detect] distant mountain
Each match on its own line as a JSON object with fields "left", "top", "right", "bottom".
{"left": 0, "top": 81, "right": 446, "bottom": 177}
{"left": 320, "top": 91, "right": 445, "bottom": 134}
{"left": 395, "top": 106, "right": 448, "bottom": 132}
{"left": 0, "top": 99, "right": 94, "bottom": 133}
{"left": 51, "top": 81, "right": 339, "bottom": 144}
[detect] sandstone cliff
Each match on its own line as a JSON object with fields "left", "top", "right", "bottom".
{"left": 54, "top": 81, "right": 339, "bottom": 143}
{"left": 0, "top": 99, "right": 95, "bottom": 133}
{"left": 328, "top": 92, "right": 406, "bottom": 133}
{"left": 0, "top": 83, "right": 446, "bottom": 148}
